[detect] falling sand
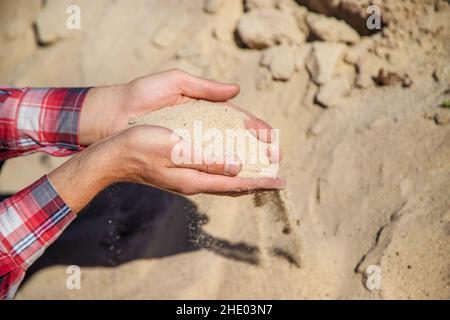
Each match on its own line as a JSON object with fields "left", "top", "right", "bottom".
{"left": 129, "top": 100, "right": 301, "bottom": 268}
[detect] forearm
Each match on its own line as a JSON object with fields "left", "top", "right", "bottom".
{"left": 0, "top": 137, "right": 124, "bottom": 299}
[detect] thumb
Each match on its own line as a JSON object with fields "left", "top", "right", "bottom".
{"left": 177, "top": 71, "right": 240, "bottom": 101}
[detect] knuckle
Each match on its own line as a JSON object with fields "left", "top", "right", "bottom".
{"left": 128, "top": 125, "right": 147, "bottom": 140}
{"left": 179, "top": 185, "right": 198, "bottom": 196}
{"left": 122, "top": 126, "right": 144, "bottom": 146}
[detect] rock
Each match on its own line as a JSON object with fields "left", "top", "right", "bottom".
{"left": 244, "top": 0, "right": 279, "bottom": 11}
{"left": 203, "top": 0, "right": 224, "bottom": 14}
{"left": 306, "top": 13, "right": 360, "bottom": 44}
{"left": 306, "top": 42, "right": 345, "bottom": 85}
{"left": 432, "top": 65, "right": 450, "bottom": 83}
{"left": 315, "top": 75, "right": 352, "bottom": 108}
{"left": 35, "top": 0, "right": 73, "bottom": 44}
{"left": 424, "top": 109, "right": 450, "bottom": 126}
{"left": 212, "top": 0, "right": 244, "bottom": 43}
{"left": 236, "top": 9, "right": 306, "bottom": 49}
{"left": 354, "top": 53, "right": 390, "bottom": 89}
{"left": 261, "top": 44, "right": 296, "bottom": 81}
{"left": 256, "top": 67, "right": 274, "bottom": 90}
{"left": 373, "top": 69, "right": 413, "bottom": 88}
{"left": 288, "top": 5, "right": 309, "bottom": 35}
{"left": 294, "top": 44, "right": 311, "bottom": 71}
{"left": 212, "top": 23, "right": 233, "bottom": 42}
{"left": 152, "top": 27, "right": 178, "bottom": 48}
{"left": 434, "top": 112, "right": 450, "bottom": 125}
{"left": 344, "top": 38, "right": 372, "bottom": 65}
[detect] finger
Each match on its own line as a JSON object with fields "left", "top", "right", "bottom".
{"left": 175, "top": 152, "right": 242, "bottom": 177}
{"left": 171, "top": 169, "right": 286, "bottom": 194}
{"left": 245, "top": 118, "right": 276, "bottom": 143}
{"left": 267, "top": 143, "right": 283, "bottom": 163}
{"left": 175, "top": 70, "right": 240, "bottom": 101}
{"left": 205, "top": 189, "right": 262, "bottom": 197}
{"left": 149, "top": 126, "right": 184, "bottom": 159}
{"left": 198, "top": 174, "right": 286, "bottom": 194}
{"left": 221, "top": 101, "right": 276, "bottom": 144}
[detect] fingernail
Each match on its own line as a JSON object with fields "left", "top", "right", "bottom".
{"left": 224, "top": 158, "right": 241, "bottom": 176}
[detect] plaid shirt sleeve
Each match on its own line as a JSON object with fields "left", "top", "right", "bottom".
{"left": 0, "top": 175, "right": 76, "bottom": 299}
{"left": 0, "top": 87, "right": 88, "bottom": 299}
{"left": 0, "top": 87, "right": 90, "bottom": 159}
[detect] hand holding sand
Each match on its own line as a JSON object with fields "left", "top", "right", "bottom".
{"left": 79, "top": 69, "right": 276, "bottom": 145}
{"left": 49, "top": 69, "right": 285, "bottom": 213}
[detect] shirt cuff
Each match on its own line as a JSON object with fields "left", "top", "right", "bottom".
{"left": 0, "top": 87, "right": 90, "bottom": 158}
{"left": 0, "top": 175, "right": 76, "bottom": 271}
{"left": 23, "top": 87, "right": 90, "bottom": 152}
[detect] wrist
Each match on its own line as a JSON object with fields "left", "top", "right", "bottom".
{"left": 48, "top": 139, "right": 122, "bottom": 213}
{"left": 79, "top": 84, "right": 127, "bottom": 146}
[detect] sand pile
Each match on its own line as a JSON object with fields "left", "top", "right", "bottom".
{"left": 128, "top": 100, "right": 279, "bottom": 178}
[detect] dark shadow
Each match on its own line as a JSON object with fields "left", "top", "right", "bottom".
{"left": 295, "top": 0, "right": 386, "bottom": 36}
{"left": 7, "top": 183, "right": 260, "bottom": 285}
{"left": 233, "top": 28, "right": 248, "bottom": 49}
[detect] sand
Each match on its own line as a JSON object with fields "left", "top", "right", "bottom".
{"left": 128, "top": 100, "right": 278, "bottom": 178}
{"left": 1, "top": 0, "right": 449, "bottom": 300}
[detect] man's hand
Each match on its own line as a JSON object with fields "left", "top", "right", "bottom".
{"left": 79, "top": 69, "right": 275, "bottom": 145}
{"left": 49, "top": 125, "right": 285, "bottom": 213}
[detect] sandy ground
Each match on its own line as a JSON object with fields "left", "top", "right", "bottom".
{"left": 0, "top": 0, "right": 449, "bottom": 299}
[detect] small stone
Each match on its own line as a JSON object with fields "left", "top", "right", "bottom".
{"left": 212, "top": 23, "right": 233, "bottom": 43}
{"left": 355, "top": 54, "right": 386, "bottom": 88}
{"left": 315, "top": 75, "right": 352, "bottom": 108}
{"left": 288, "top": 4, "right": 309, "bottom": 35}
{"left": 306, "top": 13, "right": 360, "bottom": 44}
{"left": 237, "top": 9, "right": 306, "bottom": 49}
{"left": 152, "top": 27, "right": 177, "bottom": 48}
{"left": 256, "top": 67, "right": 274, "bottom": 90}
{"left": 432, "top": 65, "right": 450, "bottom": 83}
{"left": 244, "top": 0, "right": 279, "bottom": 11}
{"left": 306, "top": 42, "right": 346, "bottom": 85}
{"left": 294, "top": 44, "right": 311, "bottom": 71}
{"left": 424, "top": 109, "right": 450, "bottom": 125}
{"left": 203, "top": 0, "right": 224, "bottom": 14}
{"left": 261, "top": 44, "right": 296, "bottom": 81}
{"left": 373, "top": 69, "right": 413, "bottom": 88}
{"left": 434, "top": 112, "right": 450, "bottom": 125}
{"left": 344, "top": 38, "right": 372, "bottom": 65}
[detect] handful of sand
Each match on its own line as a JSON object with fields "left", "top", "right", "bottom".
{"left": 128, "top": 100, "right": 279, "bottom": 178}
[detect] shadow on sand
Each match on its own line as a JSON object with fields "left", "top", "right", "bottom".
{"left": 10, "top": 183, "right": 260, "bottom": 284}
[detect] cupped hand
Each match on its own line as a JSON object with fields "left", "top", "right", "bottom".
{"left": 80, "top": 69, "right": 277, "bottom": 146}
{"left": 114, "top": 125, "right": 285, "bottom": 196}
